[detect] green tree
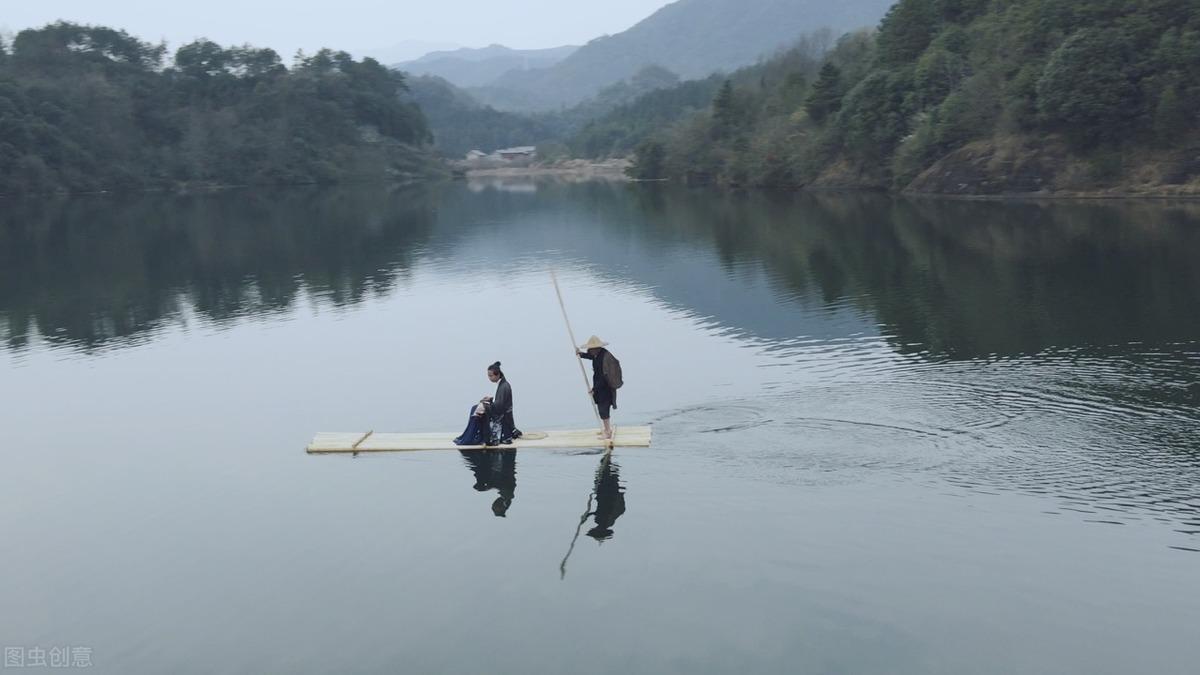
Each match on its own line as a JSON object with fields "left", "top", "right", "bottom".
{"left": 0, "top": 23, "right": 437, "bottom": 196}
{"left": 593, "top": 0, "right": 1200, "bottom": 190}
{"left": 1150, "top": 28, "right": 1200, "bottom": 117}
{"left": 913, "top": 27, "right": 970, "bottom": 107}
{"left": 711, "top": 79, "right": 739, "bottom": 139}
{"left": 841, "top": 70, "right": 911, "bottom": 160}
{"left": 628, "top": 139, "right": 667, "bottom": 179}
{"left": 630, "top": 64, "right": 680, "bottom": 91}
{"left": 805, "top": 62, "right": 844, "bottom": 122}
{"left": 228, "top": 47, "right": 284, "bottom": 79}
{"left": 1036, "top": 28, "right": 1142, "bottom": 142}
{"left": 933, "top": 0, "right": 990, "bottom": 24}
{"left": 1153, "top": 85, "right": 1191, "bottom": 145}
{"left": 12, "top": 22, "right": 163, "bottom": 72}
{"left": 876, "top": 0, "right": 937, "bottom": 67}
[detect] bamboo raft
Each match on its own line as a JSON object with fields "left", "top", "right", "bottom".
{"left": 306, "top": 426, "right": 652, "bottom": 454}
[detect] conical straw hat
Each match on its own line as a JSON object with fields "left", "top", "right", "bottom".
{"left": 579, "top": 335, "right": 608, "bottom": 350}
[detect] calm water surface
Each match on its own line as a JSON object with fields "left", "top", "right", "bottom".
{"left": 2, "top": 182, "right": 1199, "bottom": 674}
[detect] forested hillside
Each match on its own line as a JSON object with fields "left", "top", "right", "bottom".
{"left": 620, "top": 0, "right": 1200, "bottom": 194}
{"left": 568, "top": 76, "right": 726, "bottom": 159}
{"left": 404, "top": 75, "right": 565, "bottom": 156}
{"left": 407, "top": 65, "right": 692, "bottom": 157}
{"left": 469, "top": 0, "right": 893, "bottom": 111}
{"left": 0, "top": 22, "right": 437, "bottom": 195}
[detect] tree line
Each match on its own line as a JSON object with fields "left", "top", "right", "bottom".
{"left": 609, "top": 0, "right": 1200, "bottom": 190}
{"left": 0, "top": 22, "right": 437, "bottom": 195}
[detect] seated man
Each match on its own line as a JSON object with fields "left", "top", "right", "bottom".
{"left": 454, "top": 361, "right": 521, "bottom": 446}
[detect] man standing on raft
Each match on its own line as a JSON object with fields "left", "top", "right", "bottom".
{"left": 577, "top": 336, "right": 623, "bottom": 440}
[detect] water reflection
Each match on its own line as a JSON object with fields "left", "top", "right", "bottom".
{"left": 5, "top": 183, "right": 1200, "bottom": 363}
{"left": 5, "top": 183, "right": 1200, "bottom": 672}
{"left": 0, "top": 186, "right": 436, "bottom": 352}
{"left": 560, "top": 453, "right": 628, "bottom": 578}
{"left": 460, "top": 450, "right": 517, "bottom": 517}
{"left": 587, "top": 456, "right": 627, "bottom": 542}
{"left": 616, "top": 187, "right": 1200, "bottom": 358}
{"left": 3, "top": 182, "right": 1199, "bottom": 546}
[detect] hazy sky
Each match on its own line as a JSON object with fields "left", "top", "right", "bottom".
{"left": 3, "top": 0, "right": 676, "bottom": 62}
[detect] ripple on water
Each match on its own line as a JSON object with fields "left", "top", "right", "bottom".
{"left": 654, "top": 340, "right": 1200, "bottom": 545}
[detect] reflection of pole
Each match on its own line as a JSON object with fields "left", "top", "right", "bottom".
{"left": 551, "top": 270, "right": 603, "bottom": 428}
{"left": 559, "top": 453, "right": 611, "bottom": 580}
{"left": 559, "top": 488, "right": 595, "bottom": 580}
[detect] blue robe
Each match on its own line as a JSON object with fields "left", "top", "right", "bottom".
{"left": 453, "top": 405, "right": 495, "bottom": 446}
{"left": 453, "top": 378, "right": 521, "bottom": 446}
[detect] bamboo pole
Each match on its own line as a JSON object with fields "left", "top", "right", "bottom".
{"left": 551, "top": 270, "right": 604, "bottom": 429}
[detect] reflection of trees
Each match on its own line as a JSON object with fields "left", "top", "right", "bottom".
{"left": 625, "top": 186, "right": 1200, "bottom": 359}
{"left": 5, "top": 180, "right": 1199, "bottom": 364}
{"left": 0, "top": 186, "right": 437, "bottom": 352}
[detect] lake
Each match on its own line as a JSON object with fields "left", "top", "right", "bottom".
{"left": 2, "top": 181, "right": 1198, "bottom": 674}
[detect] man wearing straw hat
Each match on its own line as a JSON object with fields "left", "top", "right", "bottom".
{"left": 577, "top": 336, "right": 622, "bottom": 441}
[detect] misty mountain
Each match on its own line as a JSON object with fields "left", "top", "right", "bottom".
{"left": 398, "top": 44, "right": 578, "bottom": 88}
{"left": 402, "top": 65, "right": 690, "bottom": 157}
{"left": 402, "top": 75, "right": 566, "bottom": 156}
{"left": 358, "top": 39, "right": 461, "bottom": 65}
{"left": 465, "top": 0, "right": 896, "bottom": 111}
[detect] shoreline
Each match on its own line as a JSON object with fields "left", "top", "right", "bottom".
{"left": 459, "top": 158, "right": 632, "bottom": 181}
{"left": 0, "top": 175, "right": 437, "bottom": 200}
{"left": 682, "top": 181, "right": 1200, "bottom": 202}
{"left": 6, "top": 171, "right": 1200, "bottom": 202}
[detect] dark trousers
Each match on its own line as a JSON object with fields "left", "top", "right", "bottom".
{"left": 593, "top": 388, "right": 614, "bottom": 420}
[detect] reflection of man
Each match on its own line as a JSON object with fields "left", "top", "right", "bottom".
{"left": 586, "top": 457, "right": 625, "bottom": 541}
{"left": 560, "top": 454, "right": 630, "bottom": 578}
{"left": 460, "top": 450, "right": 517, "bottom": 517}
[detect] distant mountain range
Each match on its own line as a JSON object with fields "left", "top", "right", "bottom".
{"left": 398, "top": 44, "right": 579, "bottom": 88}
{"left": 403, "top": 75, "right": 567, "bottom": 157}
{"left": 399, "top": 0, "right": 896, "bottom": 112}
{"left": 404, "top": 65, "right": 688, "bottom": 156}
{"left": 359, "top": 39, "right": 462, "bottom": 65}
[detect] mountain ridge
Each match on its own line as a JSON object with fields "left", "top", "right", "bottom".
{"left": 398, "top": 44, "right": 578, "bottom": 88}
{"left": 463, "top": 0, "right": 895, "bottom": 111}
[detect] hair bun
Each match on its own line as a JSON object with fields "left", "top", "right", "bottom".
{"left": 491, "top": 361, "right": 502, "bottom": 368}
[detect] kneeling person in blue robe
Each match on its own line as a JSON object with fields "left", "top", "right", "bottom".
{"left": 454, "top": 361, "right": 522, "bottom": 446}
